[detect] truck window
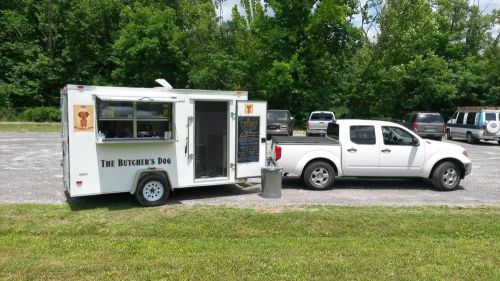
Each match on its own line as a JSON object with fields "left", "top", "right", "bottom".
{"left": 466, "top": 112, "right": 476, "bottom": 125}
{"left": 326, "top": 123, "right": 339, "bottom": 140}
{"left": 310, "top": 113, "right": 334, "bottom": 120}
{"left": 350, "top": 126, "right": 375, "bottom": 145}
{"left": 485, "top": 113, "right": 497, "bottom": 121}
{"left": 456, "top": 112, "right": 465, "bottom": 124}
{"left": 97, "top": 99, "right": 173, "bottom": 140}
{"left": 382, "top": 126, "right": 415, "bottom": 145}
{"left": 267, "top": 111, "right": 289, "bottom": 121}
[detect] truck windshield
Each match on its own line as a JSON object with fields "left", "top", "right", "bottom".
{"left": 310, "top": 113, "right": 334, "bottom": 120}
{"left": 417, "top": 114, "right": 444, "bottom": 123}
{"left": 267, "top": 111, "right": 289, "bottom": 121}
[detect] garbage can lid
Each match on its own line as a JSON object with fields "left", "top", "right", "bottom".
{"left": 261, "top": 166, "right": 283, "bottom": 173}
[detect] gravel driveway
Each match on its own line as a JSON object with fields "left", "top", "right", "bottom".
{"left": 0, "top": 131, "right": 499, "bottom": 206}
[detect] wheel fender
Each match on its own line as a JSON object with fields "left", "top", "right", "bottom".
{"left": 422, "top": 151, "right": 469, "bottom": 178}
{"left": 296, "top": 150, "right": 342, "bottom": 177}
{"left": 130, "top": 169, "right": 172, "bottom": 194}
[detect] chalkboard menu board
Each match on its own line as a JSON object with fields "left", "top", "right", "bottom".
{"left": 238, "top": 116, "right": 260, "bottom": 163}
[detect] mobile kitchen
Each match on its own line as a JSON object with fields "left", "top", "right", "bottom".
{"left": 61, "top": 80, "right": 267, "bottom": 206}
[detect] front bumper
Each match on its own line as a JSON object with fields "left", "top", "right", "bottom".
{"left": 464, "top": 162, "right": 472, "bottom": 176}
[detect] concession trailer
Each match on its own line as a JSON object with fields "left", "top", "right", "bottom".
{"left": 61, "top": 80, "right": 267, "bottom": 206}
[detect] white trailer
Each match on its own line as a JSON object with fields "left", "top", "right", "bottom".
{"left": 61, "top": 81, "right": 267, "bottom": 206}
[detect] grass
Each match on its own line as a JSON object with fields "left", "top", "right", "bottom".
{"left": 0, "top": 122, "right": 60, "bottom": 132}
{"left": 0, "top": 204, "right": 499, "bottom": 280}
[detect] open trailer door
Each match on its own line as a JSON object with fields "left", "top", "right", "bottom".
{"left": 236, "top": 101, "right": 267, "bottom": 178}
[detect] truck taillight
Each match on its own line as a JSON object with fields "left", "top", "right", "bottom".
{"left": 412, "top": 122, "right": 417, "bottom": 131}
{"left": 275, "top": 145, "right": 282, "bottom": 161}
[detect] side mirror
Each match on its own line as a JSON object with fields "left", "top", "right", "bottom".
{"left": 412, "top": 137, "right": 420, "bottom": 146}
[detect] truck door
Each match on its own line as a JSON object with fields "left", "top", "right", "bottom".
{"left": 378, "top": 126, "right": 425, "bottom": 176}
{"left": 341, "top": 125, "right": 379, "bottom": 176}
{"left": 236, "top": 101, "right": 267, "bottom": 178}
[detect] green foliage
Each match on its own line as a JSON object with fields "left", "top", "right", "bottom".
{"left": 0, "top": 107, "right": 16, "bottom": 121}
{"left": 19, "top": 106, "right": 60, "bottom": 122}
{"left": 0, "top": 0, "right": 498, "bottom": 121}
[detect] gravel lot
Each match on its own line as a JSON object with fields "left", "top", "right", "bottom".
{"left": 0, "top": 131, "right": 499, "bottom": 206}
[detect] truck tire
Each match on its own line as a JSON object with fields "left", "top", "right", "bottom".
{"left": 432, "top": 161, "right": 461, "bottom": 191}
{"left": 466, "top": 132, "right": 477, "bottom": 144}
{"left": 303, "top": 161, "right": 335, "bottom": 190}
{"left": 135, "top": 174, "right": 170, "bottom": 207}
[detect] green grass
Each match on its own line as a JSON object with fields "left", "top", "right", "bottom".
{"left": 0, "top": 122, "right": 60, "bottom": 132}
{"left": 0, "top": 204, "right": 499, "bottom": 280}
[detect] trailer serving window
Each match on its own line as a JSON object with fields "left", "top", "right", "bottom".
{"left": 96, "top": 99, "right": 173, "bottom": 141}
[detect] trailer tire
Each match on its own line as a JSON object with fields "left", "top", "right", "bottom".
{"left": 303, "top": 161, "right": 335, "bottom": 190}
{"left": 135, "top": 174, "right": 169, "bottom": 207}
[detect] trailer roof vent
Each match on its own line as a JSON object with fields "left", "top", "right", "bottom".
{"left": 155, "top": 79, "right": 173, "bottom": 90}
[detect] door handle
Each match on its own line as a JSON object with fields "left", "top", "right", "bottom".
{"left": 347, "top": 148, "right": 357, "bottom": 152}
{"left": 381, "top": 148, "right": 391, "bottom": 153}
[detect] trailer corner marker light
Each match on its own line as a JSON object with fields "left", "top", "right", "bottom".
{"left": 76, "top": 180, "right": 82, "bottom": 185}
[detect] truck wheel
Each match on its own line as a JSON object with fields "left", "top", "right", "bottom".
{"left": 135, "top": 174, "right": 169, "bottom": 207}
{"left": 446, "top": 130, "right": 452, "bottom": 140}
{"left": 432, "top": 161, "right": 461, "bottom": 191}
{"left": 303, "top": 161, "right": 335, "bottom": 190}
{"left": 466, "top": 132, "right": 477, "bottom": 144}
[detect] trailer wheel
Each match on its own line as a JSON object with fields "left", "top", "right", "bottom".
{"left": 303, "top": 161, "right": 335, "bottom": 190}
{"left": 135, "top": 174, "right": 169, "bottom": 207}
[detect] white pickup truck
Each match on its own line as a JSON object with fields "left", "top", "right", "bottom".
{"left": 271, "top": 120, "right": 472, "bottom": 191}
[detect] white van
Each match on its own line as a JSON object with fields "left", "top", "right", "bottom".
{"left": 61, "top": 81, "right": 267, "bottom": 206}
{"left": 446, "top": 107, "right": 500, "bottom": 144}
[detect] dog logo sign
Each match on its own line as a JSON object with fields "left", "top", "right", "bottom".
{"left": 244, "top": 103, "right": 254, "bottom": 114}
{"left": 73, "top": 105, "right": 94, "bottom": 132}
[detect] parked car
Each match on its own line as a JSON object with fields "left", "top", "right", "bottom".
{"left": 306, "top": 111, "right": 335, "bottom": 136}
{"left": 401, "top": 112, "right": 445, "bottom": 141}
{"left": 267, "top": 110, "right": 294, "bottom": 137}
{"left": 446, "top": 107, "right": 500, "bottom": 144}
{"left": 271, "top": 119, "right": 471, "bottom": 191}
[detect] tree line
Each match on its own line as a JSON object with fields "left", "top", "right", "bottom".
{"left": 1, "top": 0, "right": 499, "bottom": 122}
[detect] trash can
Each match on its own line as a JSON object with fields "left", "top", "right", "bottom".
{"left": 260, "top": 166, "right": 283, "bottom": 198}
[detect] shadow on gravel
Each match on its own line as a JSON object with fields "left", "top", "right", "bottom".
{"left": 65, "top": 184, "right": 261, "bottom": 211}
{"left": 66, "top": 192, "right": 139, "bottom": 211}
{"left": 169, "top": 184, "right": 261, "bottom": 202}
{"left": 282, "top": 176, "right": 464, "bottom": 191}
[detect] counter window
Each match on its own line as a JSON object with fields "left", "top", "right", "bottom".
{"left": 97, "top": 99, "right": 173, "bottom": 141}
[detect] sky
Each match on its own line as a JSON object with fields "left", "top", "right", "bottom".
{"left": 217, "top": 0, "right": 500, "bottom": 40}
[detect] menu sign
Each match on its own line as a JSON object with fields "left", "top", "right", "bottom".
{"left": 237, "top": 116, "right": 260, "bottom": 163}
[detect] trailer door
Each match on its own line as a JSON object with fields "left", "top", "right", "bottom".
{"left": 236, "top": 101, "right": 267, "bottom": 178}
